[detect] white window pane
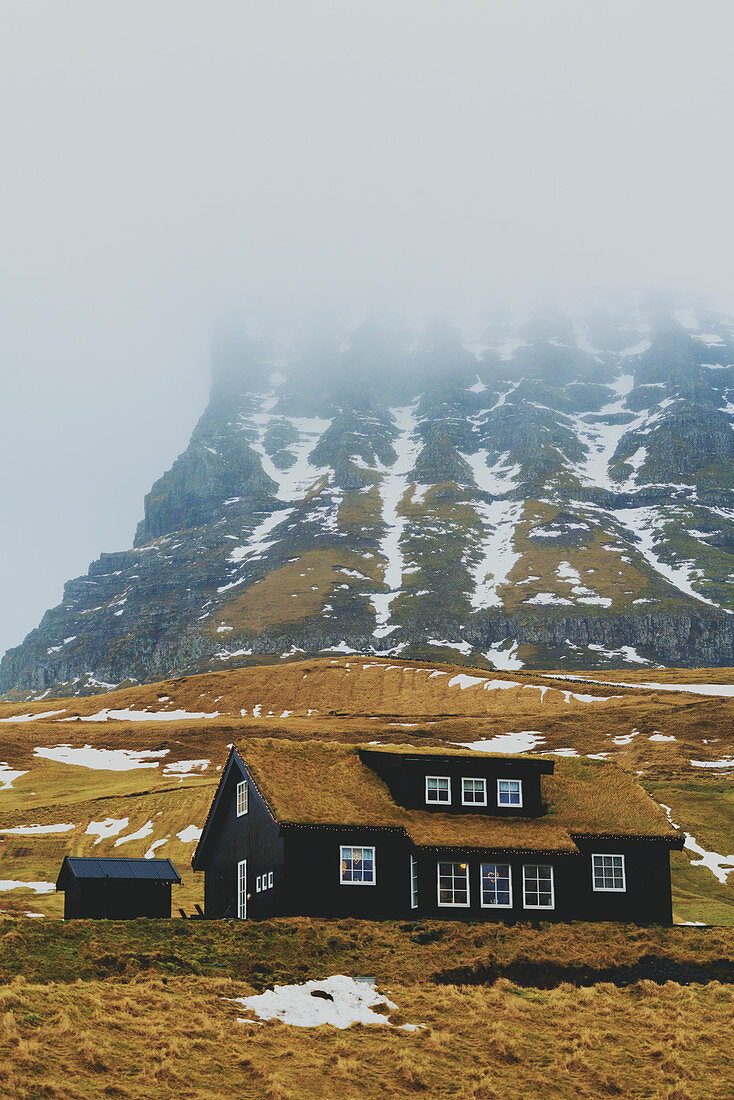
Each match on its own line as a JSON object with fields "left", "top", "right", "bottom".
{"left": 523, "top": 865, "right": 554, "bottom": 908}
{"left": 341, "top": 845, "right": 376, "bottom": 885}
{"left": 592, "top": 854, "right": 625, "bottom": 891}
{"left": 426, "top": 776, "right": 451, "bottom": 803}
{"left": 437, "top": 861, "right": 469, "bottom": 906}
{"left": 481, "top": 863, "right": 512, "bottom": 907}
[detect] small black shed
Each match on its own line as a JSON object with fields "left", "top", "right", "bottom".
{"left": 56, "top": 857, "right": 181, "bottom": 919}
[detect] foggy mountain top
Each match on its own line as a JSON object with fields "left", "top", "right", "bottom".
{"left": 209, "top": 297, "right": 734, "bottom": 396}
{"left": 3, "top": 1, "right": 734, "bottom": 660}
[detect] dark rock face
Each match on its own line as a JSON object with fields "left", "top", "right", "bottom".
{"left": 4, "top": 306, "right": 734, "bottom": 696}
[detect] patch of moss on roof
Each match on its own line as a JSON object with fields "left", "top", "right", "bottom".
{"left": 238, "top": 739, "right": 679, "bottom": 852}
{"left": 541, "top": 756, "right": 676, "bottom": 840}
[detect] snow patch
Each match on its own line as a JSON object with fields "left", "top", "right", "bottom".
{"left": 0, "top": 881, "right": 55, "bottom": 894}
{"left": 457, "top": 731, "right": 545, "bottom": 753}
{"left": 371, "top": 406, "right": 422, "bottom": 637}
{"left": 0, "top": 823, "right": 75, "bottom": 835}
{"left": 163, "top": 759, "right": 210, "bottom": 779}
{"left": 469, "top": 500, "right": 522, "bottom": 611}
{"left": 230, "top": 975, "right": 419, "bottom": 1030}
{"left": 35, "top": 746, "right": 169, "bottom": 771}
{"left": 0, "top": 710, "right": 65, "bottom": 723}
{"left": 659, "top": 804, "right": 733, "bottom": 884}
{"left": 0, "top": 764, "right": 28, "bottom": 791}
{"left": 85, "top": 817, "right": 129, "bottom": 844}
{"left": 484, "top": 640, "right": 523, "bottom": 670}
{"left": 114, "top": 821, "right": 155, "bottom": 846}
{"left": 612, "top": 506, "right": 726, "bottom": 611}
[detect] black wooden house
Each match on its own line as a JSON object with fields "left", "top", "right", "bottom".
{"left": 192, "top": 741, "right": 684, "bottom": 924}
{"left": 56, "top": 857, "right": 181, "bottom": 919}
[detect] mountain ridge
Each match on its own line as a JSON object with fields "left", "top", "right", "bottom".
{"left": 4, "top": 304, "right": 734, "bottom": 697}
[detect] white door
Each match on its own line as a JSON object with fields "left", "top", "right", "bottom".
{"left": 237, "top": 859, "right": 247, "bottom": 919}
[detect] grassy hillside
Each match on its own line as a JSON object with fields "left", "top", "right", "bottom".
{"left": 0, "top": 657, "right": 732, "bottom": 924}
{"left": 1, "top": 919, "right": 733, "bottom": 1099}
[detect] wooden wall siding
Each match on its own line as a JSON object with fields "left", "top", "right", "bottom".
{"left": 410, "top": 840, "right": 675, "bottom": 924}
{"left": 202, "top": 761, "right": 285, "bottom": 919}
{"left": 281, "top": 826, "right": 411, "bottom": 919}
{"left": 62, "top": 880, "right": 172, "bottom": 919}
{"left": 358, "top": 750, "right": 549, "bottom": 817}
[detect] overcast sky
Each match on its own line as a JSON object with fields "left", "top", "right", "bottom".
{"left": 2, "top": 1, "right": 734, "bottom": 659}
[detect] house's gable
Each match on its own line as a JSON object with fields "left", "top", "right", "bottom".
{"left": 192, "top": 745, "right": 280, "bottom": 871}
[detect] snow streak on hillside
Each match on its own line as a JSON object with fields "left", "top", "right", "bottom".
{"left": 372, "top": 406, "right": 422, "bottom": 638}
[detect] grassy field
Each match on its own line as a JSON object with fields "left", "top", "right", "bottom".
{"left": 0, "top": 660, "right": 732, "bottom": 1097}
{"left": 0, "top": 919, "right": 733, "bottom": 1100}
{"left": 0, "top": 657, "right": 732, "bottom": 923}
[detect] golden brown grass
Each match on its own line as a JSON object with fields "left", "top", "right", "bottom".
{"left": 212, "top": 550, "right": 383, "bottom": 637}
{"left": 240, "top": 739, "right": 677, "bottom": 846}
{"left": 1, "top": 919, "right": 733, "bottom": 1097}
{"left": 0, "top": 970, "right": 732, "bottom": 1099}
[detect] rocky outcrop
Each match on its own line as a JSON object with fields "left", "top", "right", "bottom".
{"left": 4, "top": 306, "right": 734, "bottom": 696}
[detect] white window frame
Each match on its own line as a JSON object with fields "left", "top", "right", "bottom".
{"left": 461, "top": 777, "right": 488, "bottom": 806}
{"left": 436, "top": 861, "right": 471, "bottom": 908}
{"left": 340, "top": 845, "right": 376, "bottom": 886}
{"left": 237, "top": 859, "right": 247, "bottom": 919}
{"left": 410, "top": 855, "right": 418, "bottom": 909}
{"left": 425, "top": 775, "right": 451, "bottom": 805}
{"left": 591, "top": 853, "right": 626, "bottom": 893}
{"left": 497, "top": 778, "right": 523, "bottom": 808}
{"left": 522, "top": 863, "right": 555, "bottom": 910}
{"left": 255, "top": 875, "right": 261, "bottom": 893}
{"left": 268, "top": 871, "right": 274, "bottom": 889}
{"left": 236, "top": 779, "right": 248, "bottom": 817}
{"left": 480, "top": 862, "right": 513, "bottom": 909}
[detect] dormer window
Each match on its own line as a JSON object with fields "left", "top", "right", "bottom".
{"left": 236, "top": 780, "right": 248, "bottom": 816}
{"left": 425, "top": 776, "right": 451, "bottom": 804}
{"left": 497, "top": 779, "right": 522, "bottom": 807}
{"left": 461, "top": 778, "right": 487, "bottom": 806}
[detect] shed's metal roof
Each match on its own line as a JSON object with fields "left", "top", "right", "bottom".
{"left": 57, "top": 857, "right": 181, "bottom": 885}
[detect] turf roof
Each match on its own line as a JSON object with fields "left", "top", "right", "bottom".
{"left": 238, "top": 739, "right": 679, "bottom": 852}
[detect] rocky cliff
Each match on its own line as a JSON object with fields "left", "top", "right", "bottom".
{"left": 4, "top": 304, "right": 734, "bottom": 695}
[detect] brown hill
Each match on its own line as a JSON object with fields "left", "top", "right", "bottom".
{"left": 0, "top": 657, "right": 731, "bottom": 923}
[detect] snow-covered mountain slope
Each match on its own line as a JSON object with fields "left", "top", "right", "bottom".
{"left": 5, "top": 304, "right": 734, "bottom": 695}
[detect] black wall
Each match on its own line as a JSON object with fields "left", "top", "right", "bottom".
{"left": 280, "top": 825, "right": 410, "bottom": 919}
{"left": 409, "top": 840, "right": 676, "bottom": 924}
{"left": 359, "top": 750, "right": 551, "bottom": 817}
{"left": 200, "top": 761, "right": 285, "bottom": 919}
{"left": 62, "top": 880, "right": 172, "bottom": 919}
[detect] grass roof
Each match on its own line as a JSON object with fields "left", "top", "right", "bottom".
{"left": 239, "top": 739, "right": 679, "bottom": 852}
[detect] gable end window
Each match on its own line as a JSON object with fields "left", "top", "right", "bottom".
{"left": 236, "top": 780, "right": 248, "bottom": 817}
{"left": 523, "top": 864, "right": 554, "bottom": 909}
{"left": 481, "top": 863, "right": 512, "bottom": 908}
{"left": 437, "top": 861, "right": 470, "bottom": 907}
{"left": 592, "top": 854, "right": 626, "bottom": 892}
{"left": 340, "top": 845, "right": 376, "bottom": 885}
{"left": 268, "top": 871, "right": 274, "bottom": 889}
{"left": 426, "top": 776, "right": 451, "bottom": 804}
{"left": 462, "top": 777, "right": 487, "bottom": 806}
{"left": 497, "top": 779, "right": 522, "bottom": 807}
{"left": 410, "top": 855, "right": 418, "bottom": 909}
{"left": 256, "top": 875, "right": 262, "bottom": 893}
